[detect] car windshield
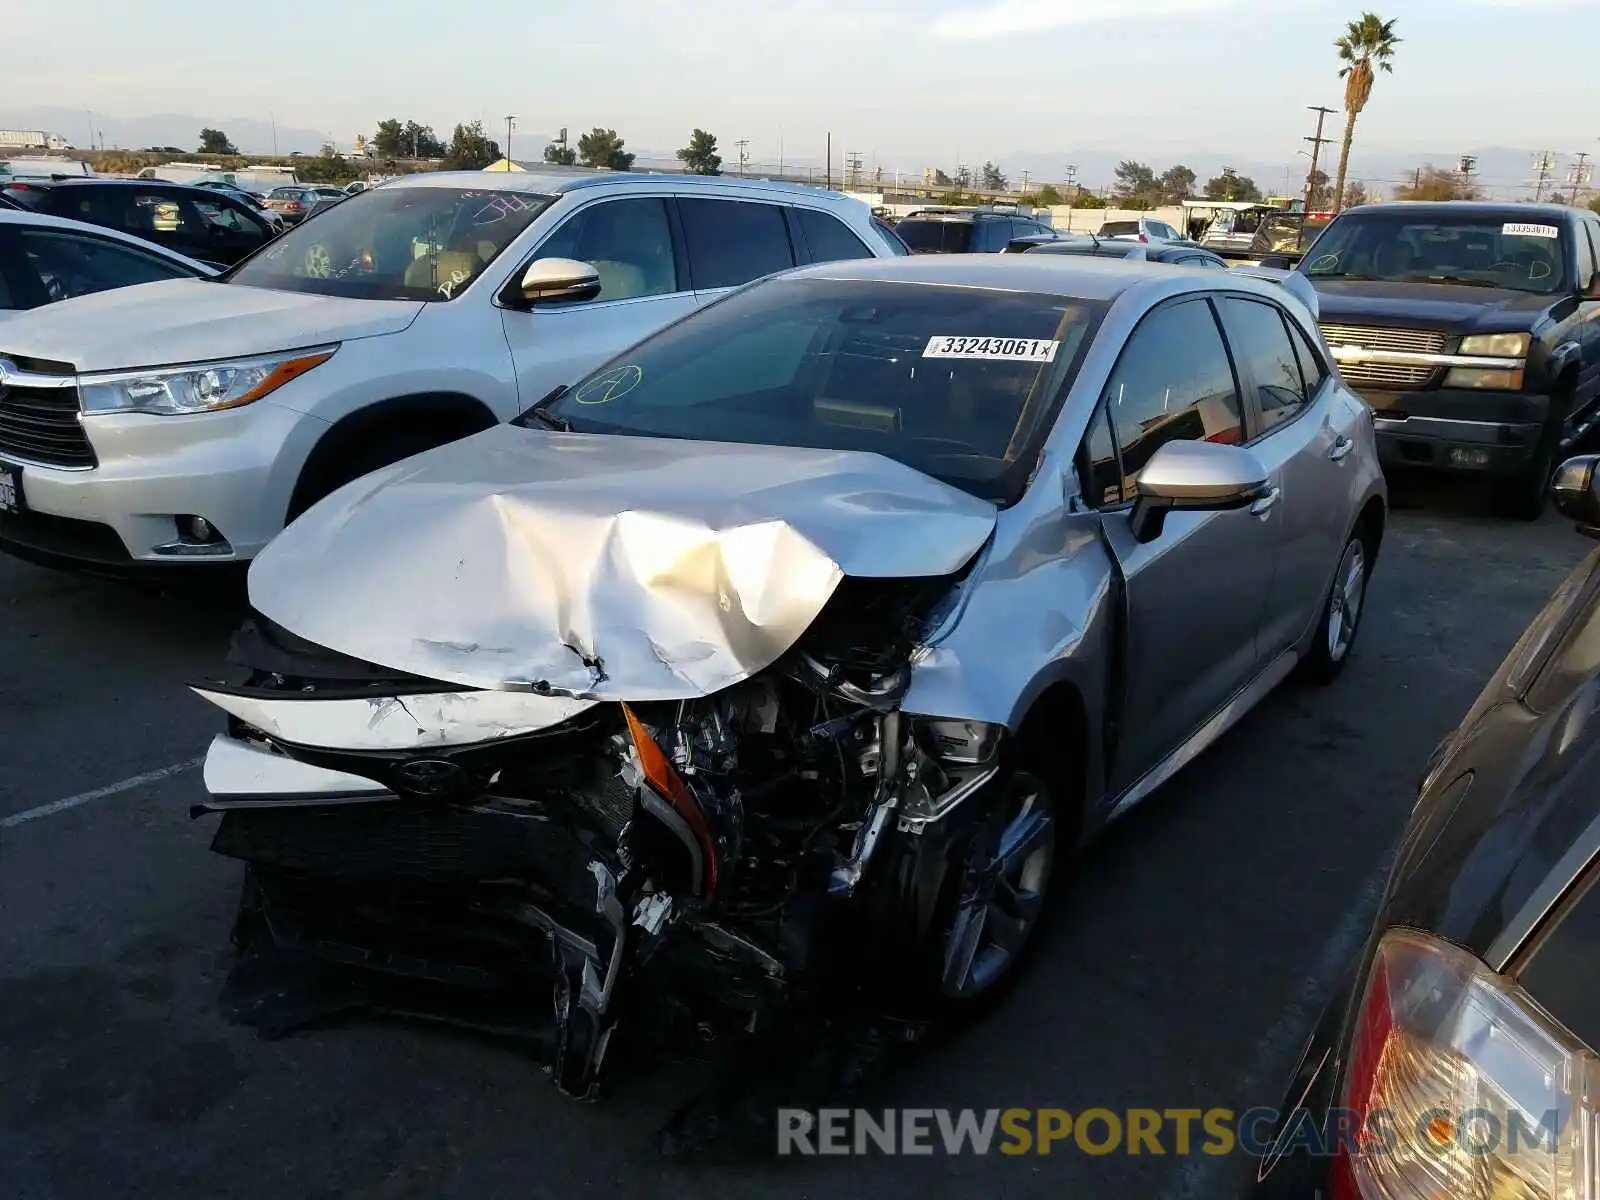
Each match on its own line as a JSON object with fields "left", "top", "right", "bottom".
{"left": 1099, "top": 222, "right": 1140, "bottom": 236}
{"left": 1303, "top": 211, "right": 1570, "bottom": 294}
{"left": 894, "top": 219, "right": 974, "bottom": 253}
{"left": 228, "top": 185, "right": 553, "bottom": 301}
{"left": 527, "top": 276, "right": 1106, "bottom": 505}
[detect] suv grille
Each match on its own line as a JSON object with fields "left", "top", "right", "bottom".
{"left": 1318, "top": 323, "right": 1449, "bottom": 390}
{"left": 0, "top": 368, "right": 95, "bottom": 468}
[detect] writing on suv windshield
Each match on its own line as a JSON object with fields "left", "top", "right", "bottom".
{"left": 528, "top": 276, "right": 1106, "bottom": 505}
{"left": 230, "top": 187, "right": 553, "bottom": 301}
{"left": 1304, "top": 212, "right": 1569, "bottom": 294}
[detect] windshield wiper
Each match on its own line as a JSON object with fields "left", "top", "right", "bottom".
{"left": 1307, "top": 271, "right": 1383, "bottom": 281}
{"left": 519, "top": 385, "right": 571, "bottom": 431}
{"left": 1400, "top": 274, "right": 1498, "bottom": 288}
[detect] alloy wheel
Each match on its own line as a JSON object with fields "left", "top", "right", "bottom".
{"left": 1327, "top": 539, "right": 1367, "bottom": 663}
{"left": 940, "top": 773, "right": 1055, "bottom": 1000}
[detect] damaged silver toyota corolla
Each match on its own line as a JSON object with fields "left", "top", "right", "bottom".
{"left": 192, "top": 254, "right": 1386, "bottom": 1098}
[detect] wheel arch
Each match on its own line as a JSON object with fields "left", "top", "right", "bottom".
{"left": 286, "top": 391, "right": 499, "bottom": 521}
{"left": 1010, "top": 679, "right": 1093, "bottom": 847}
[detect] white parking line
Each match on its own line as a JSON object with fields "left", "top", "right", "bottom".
{"left": 1158, "top": 852, "right": 1394, "bottom": 1200}
{"left": 0, "top": 757, "right": 204, "bottom": 829}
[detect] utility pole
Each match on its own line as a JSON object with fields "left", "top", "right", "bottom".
{"left": 1459, "top": 154, "right": 1477, "bottom": 195}
{"left": 735, "top": 139, "right": 750, "bottom": 176}
{"left": 271, "top": 113, "right": 279, "bottom": 157}
{"left": 825, "top": 132, "right": 831, "bottom": 190}
{"left": 503, "top": 115, "right": 516, "bottom": 164}
{"left": 1222, "top": 165, "right": 1238, "bottom": 201}
{"left": 1065, "top": 164, "right": 1078, "bottom": 229}
{"left": 1019, "top": 169, "right": 1031, "bottom": 196}
{"left": 1303, "top": 105, "right": 1335, "bottom": 211}
{"left": 845, "top": 150, "right": 863, "bottom": 189}
{"left": 1531, "top": 151, "right": 1557, "bottom": 203}
{"left": 1568, "top": 152, "right": 1592, "bottom": 205}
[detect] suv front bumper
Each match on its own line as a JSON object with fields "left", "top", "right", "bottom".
{"left": 0, "top": 399, "right": 324, "bottom": 569}
{"left": 1362, "top": 386, "right": 1550, "bottom": 478}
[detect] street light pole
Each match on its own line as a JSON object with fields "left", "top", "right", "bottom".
{"left": 504, "top": 116, "right": 516, "bottom": 165}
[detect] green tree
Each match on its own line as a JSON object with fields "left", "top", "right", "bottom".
{"left": 1392, "top": 165, "right": 1478, "bottom": 202}
{"left": 1158, "top": 164, "right": 1197, "bottom": 203}
{"left": 1071, "top": 187, "right": 1105, "bottom": 209}
{"left": 1204, "top": 172, "right": 1262, "bottom": 201}
{"left": 578, "top": 127, "right": 635, "bottom": 171}
{"left": 1034, "top": 183, "right": 1063, "bottom": 206}
{"left": 544, "top": 142, "right": 577, "bottom": 165}
{"left": 1333, "top": 13, "right": 1401, "bottom": 213}
{"left": 981, "top": 161, "right": 1008, "bottom": 191}
{"left": 442, "top": 121, "right": 501, "bottom": 170}
{"left": 1306, "top": 169, "right": 1332, "bottom": 209}
{"left": 1343, "top": 180, "right": 1372, "bottom": 207}
{"left": 676, "top": 129, "right": 722, "bottom": 175}
{"left": 295, "top": 143, "right": 357, "bottom": 185}
{"left": 1113, "top": 160, "right": 1158, "bottom": 208}
{"left": 931, "top": 168, "right": 954, "bottom": 187}
{"left": 372, "top": 119, "right": 444, "bottom": 159}
{"left": 198, "top": 127, "right": 237, "bottom": 155}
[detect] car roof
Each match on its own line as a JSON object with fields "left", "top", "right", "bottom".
{"left": 782, "top": 252, "right": 1263, "bottom": 303}
{"left": 383, "top": 169, "right": 867, "bottom": 209}
{"left": 18, "top": 177, "right": 249, "bottom": 198}
{"left": 0, "top": 209, "right": 217, "bottom": 273}
{"left": 1351, "top": 200, "right": 1581, "bottom": 223}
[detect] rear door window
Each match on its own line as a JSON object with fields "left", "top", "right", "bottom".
{"left": 678, "top": 198, "right": 795, "bottom": 289}
{"left": 794, "top": 208, "right": 873, "bottom": 264}
{"left": 1216, "top": 296, "right": 1309, "bottom": 437}
{"left": 895, "top": 219, "right": 972, "bottom": 253}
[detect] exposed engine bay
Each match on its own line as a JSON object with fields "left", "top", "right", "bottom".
{"left": 195, "top": 572, "right": 1039, "bottom": 1119}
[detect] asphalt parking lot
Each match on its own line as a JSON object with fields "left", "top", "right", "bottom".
{"left": 1, "top": 474, "right": 1594, "bottom": 1200}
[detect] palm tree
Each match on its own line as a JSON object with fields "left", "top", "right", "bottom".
{"left": 1332, "top": 13, "right": 1400, "bottom": 214}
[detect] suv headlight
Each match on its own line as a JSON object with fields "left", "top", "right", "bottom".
{"left": 1460, "top": 332, "right": 1531, "bottom": 358}
{"left": 80, "top": 346, "right": 337, "bottom": 415}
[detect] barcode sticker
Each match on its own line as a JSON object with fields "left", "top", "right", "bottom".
{"left": 1503, "top": 223, "right": 1560, "bottom": 240}
{"left": 923, "top": 336, "right": 1060, "bottom": 362}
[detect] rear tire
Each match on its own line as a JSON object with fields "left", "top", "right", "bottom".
{"left": 1299, "top": 525, "right": 1373, "bottom": 685}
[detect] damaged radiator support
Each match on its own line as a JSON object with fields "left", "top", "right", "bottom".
{"left": 203, "top": 577, "right": 1010, "bottom": 1111}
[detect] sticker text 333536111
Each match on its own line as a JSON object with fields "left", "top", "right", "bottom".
{"left": 922, "top": 336, "right": 1060, "bottom": 363}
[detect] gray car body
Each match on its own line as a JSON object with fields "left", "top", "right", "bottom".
{"left": 200, "top": 255, "right": 1386, "bottom": 842}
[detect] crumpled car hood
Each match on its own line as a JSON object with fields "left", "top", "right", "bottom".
{"left": 249, "top": 426, "right": 998, "bottom": 700}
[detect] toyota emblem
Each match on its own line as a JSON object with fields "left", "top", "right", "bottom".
{"left": 393, "top": 758, "right": 468, "bottom": 797}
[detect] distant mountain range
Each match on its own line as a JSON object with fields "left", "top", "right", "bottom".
{"left": 5, "top": 107, "right": 1584, "bottom": 202}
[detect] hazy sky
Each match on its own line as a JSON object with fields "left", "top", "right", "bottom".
{"left": 11, "top": 0, "right": 1595, "bottom": 164}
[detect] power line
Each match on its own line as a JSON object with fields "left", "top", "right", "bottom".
{"left": 735, "top": 138, "right": 750, "bottom": 175}
{"left": 1567, "top": 152, "right": 1592, "bottom": 205}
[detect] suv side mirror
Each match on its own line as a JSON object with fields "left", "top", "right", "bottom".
{"left": 1129, "top": 441, "right": 1270, "bottom": 543}
{"left": 519, "top": 257, "right": 602, "bottom": 304}
{"left": 1552, "top": 455, "right": 1600, "bottom": 538}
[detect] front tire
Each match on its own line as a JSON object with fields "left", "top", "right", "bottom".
{"left": 1299, "top": 526, "right": 1372, "bottom": 685}
{"left": 1492, "top": 409, "right": 1563, "bottom": 522}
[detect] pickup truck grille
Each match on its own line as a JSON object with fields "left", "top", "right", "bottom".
{"left": 1318, "top": 323, "right": 1449, "bottom": 390}
{"left": 0, "top": 371, "right": 95, "bottom": 468}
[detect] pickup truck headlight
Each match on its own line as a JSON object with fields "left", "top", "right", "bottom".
{"left": 80, "top": 346, "right": 337, "bottom": 415}
{"left": 1459, "top": 332, "right": 1531, "bottom": 358}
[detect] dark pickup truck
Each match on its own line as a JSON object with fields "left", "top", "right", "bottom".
{"left": 1273, "top": 201, "right": 1600, "bottom": 518}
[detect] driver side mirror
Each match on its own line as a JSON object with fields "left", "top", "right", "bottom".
{"left": 519, "top": 257, "right": 602, "bottom": 305}
{"left": 1552, "top": 455, "right": 1600, "bottom": 538}
{"left": 1128, "top": 441, "right": 1271, "bottom": 543}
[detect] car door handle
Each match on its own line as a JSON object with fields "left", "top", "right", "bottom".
{"left": 1329, "top": 435, "right": 1355, "bottom": 462}
{"left": 1250, "top": 486, "right": 1282, "bottom": 519}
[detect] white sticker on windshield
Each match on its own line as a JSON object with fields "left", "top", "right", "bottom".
{"left": 923, "top": 336, "right": 1060, "bottom": 362}
{"left": 1504, "top": 222, "right": 1560, "bottom": 240}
